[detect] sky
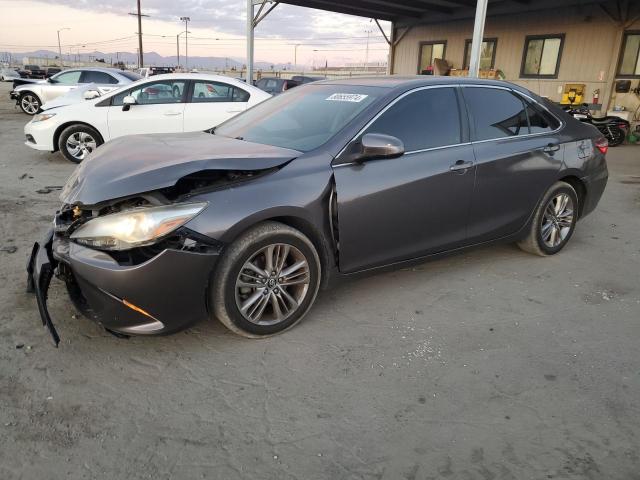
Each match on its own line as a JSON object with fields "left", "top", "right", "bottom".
{"left": 0, "top": 0, "right": 391, "bottom": 66}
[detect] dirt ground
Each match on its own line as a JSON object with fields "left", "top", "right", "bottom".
{"left": 0, "top": 81, "right": 639, "bottom": 480}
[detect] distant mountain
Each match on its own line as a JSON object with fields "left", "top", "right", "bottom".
{"left": 6, "top": 49, "right": 304, "bottom": 71}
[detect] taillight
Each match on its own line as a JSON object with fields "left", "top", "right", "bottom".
{"left": 594, "top": 137, "right": 608, "bottom": 155}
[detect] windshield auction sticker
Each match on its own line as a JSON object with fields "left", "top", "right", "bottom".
{"left": 325, "top": 93, "right": 369, "bottom": 102}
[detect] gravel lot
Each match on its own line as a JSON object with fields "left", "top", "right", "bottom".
{"left": 0, "top": 81, "right": 639, "bottom": 480}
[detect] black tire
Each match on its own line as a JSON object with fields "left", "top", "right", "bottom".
{"left": 517, "top": 181, "right": 578, "bottom": 256}
{"left": 19, "top": 91, "right": 41, "bottom": 115}
{"left": 607, "top": 126, "right": 625, "bottom": 147}
{"left": 211, "top": 221, "right": 321, "bottom": 338}
{"left": 57, "top": 124, "right": 103, "bottom": 163}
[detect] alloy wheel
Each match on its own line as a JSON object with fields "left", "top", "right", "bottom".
{"left": 20, "top": 94, "right": 39, "bottom": 114}
{"left": 66, "top": 132, "right": 97, "bottom": 161}
{"left": 541, "top": 193, "right": 574, "bottom": 248}
{"left": 235, "top": 243, "right": 310, "bottom": 326}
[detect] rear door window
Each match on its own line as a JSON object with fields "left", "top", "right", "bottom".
{"left": 191, "top": 81, "right": 250, "bottom": 103}
{"left": 362, "top": 87, "right": 461, "bottom": 151}
{"left": 81, "top": 71, "right": 118, "bottom": 84}
{"left": 463, "top": 87, "right": 529, "bottom": 140}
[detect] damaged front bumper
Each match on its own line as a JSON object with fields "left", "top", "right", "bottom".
{"left": 26, "top": 229, "right": 60, "bottom": 346}
{"left": 27, "top": 228, "right": 221, "bottom": 345}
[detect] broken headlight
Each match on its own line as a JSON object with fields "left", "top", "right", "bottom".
{"left": 70, "top": 202, "right": 207, "bottom": 251}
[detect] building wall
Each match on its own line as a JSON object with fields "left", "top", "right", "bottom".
{"left": 392, "top": 8, "right": 640, "bottom": 114}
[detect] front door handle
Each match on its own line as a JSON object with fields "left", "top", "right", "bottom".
{"left": 450, "top": 160, "right": 474, "bottom": 173}
{"left": 543, "top": 143, "right": 560, "bottom": 154}
{"left": 226, "top": 109, "right": 243, "bottom": 113}
{"left": 163, "top": 111, "right": 182, "bottom": 116}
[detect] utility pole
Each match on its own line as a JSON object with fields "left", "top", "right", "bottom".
{"left": 180, "top": 17, "right": 190, "bottom": 70}
{"left": 129, "top": 0, "right": 149, "bottom": 68}
{"left": 57, "top": 28, "right": 70, "bottom": 66}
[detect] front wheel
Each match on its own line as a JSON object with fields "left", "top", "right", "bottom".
{"left": 211, "top": 222, "right": 321, "bottom": 338}
{"left": 57, "top": 124, "right": 103, "bottom": 163}
{"left": 517, "top": 181, "right": 578, "bottom": 256}
{"left": 19, "top": 92, "right": 41, "bottom": 115}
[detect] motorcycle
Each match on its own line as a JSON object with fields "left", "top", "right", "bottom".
{"left": 563, "top": 104, "right": 629, "bottom": 146}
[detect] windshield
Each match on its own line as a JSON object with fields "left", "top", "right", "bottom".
{"left": 215, "top": 84, "right": 384, "bottom": 152}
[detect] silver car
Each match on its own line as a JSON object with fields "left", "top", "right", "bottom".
{"left": 1, "top": 68, "right": 20, "bottom": 82}
{"left": 10, "top": 67, "right": 141, "bottom": 115}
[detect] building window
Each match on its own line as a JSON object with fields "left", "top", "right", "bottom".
{"left": 418, "top": 41, "right": 446, "bottom": 74}
{"left": 463, "top": 38, "right": 497, "bottom": 70}
{"left": 520, "top": 34, "right": 564, "bottom": 78}
{"left": 617, "top": 31, "right": 640, "bottom": 78}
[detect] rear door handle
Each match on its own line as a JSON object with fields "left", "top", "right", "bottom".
{"left": 543, "top": 143, "right": 560, "bottom": 154}
{"left": 163, "top": 112, "right": 182, "bottom": 116}
{"left": 450, "top": 160, "right": 474, "bottom": 173}
{"left": 226, "top": 109, "right": 243, "bottom": 113}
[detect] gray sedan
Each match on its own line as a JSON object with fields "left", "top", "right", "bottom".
{"left": 27, "top": 77, "right": 608, "bottom": 345}
{"left": 10, "top": 67, "right": 140, "bottom": 114}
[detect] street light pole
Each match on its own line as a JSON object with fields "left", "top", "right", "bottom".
{"left": 294, "top": 44, "right": 301, "bottom": 68}
{"left": 175, "top": 30, "right": 190, "bottom": 70}
{"left": 180, "top": 16, "right": 190, "bottom": 70}
{"left": 57, "top": 28, "right": 70, "bottom": 66}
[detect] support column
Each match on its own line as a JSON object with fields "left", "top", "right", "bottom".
{"left": 468, "top": 0, "right": 488, "bottom": 78}
{"left": 246, "top": 0, "right": 254, "bottom": 84}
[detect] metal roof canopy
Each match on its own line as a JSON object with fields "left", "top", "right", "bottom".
{"left": 246, "top": 0, "right": 640, "bottom": 81}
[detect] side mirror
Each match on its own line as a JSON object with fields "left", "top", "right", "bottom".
{"left": 347, "top": 133, "right": 405, "bottom": 163}
{"left": 83, "top": 90, "right": 100, "bottom": 100}
{"left": 122, "top": 95, "right": 136, "bottom": 111}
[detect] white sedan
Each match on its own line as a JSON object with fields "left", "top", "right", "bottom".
{"left": 24, "top": 73, "right": 271, "bottom": 163}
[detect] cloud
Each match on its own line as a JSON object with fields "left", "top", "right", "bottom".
{"left": 32, "top": 0, "right": 387, "bottom": 40}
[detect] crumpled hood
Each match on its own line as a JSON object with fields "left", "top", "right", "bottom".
{"left": 60, "top": 132, "right": 300, "bottom": 206}
{"left": 14, "top": 78, "right": 46, "bottom": 88}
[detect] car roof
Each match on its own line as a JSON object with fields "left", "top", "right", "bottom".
{"left": 62, "top": 67, "right": 124, "bottom": 73}
{"left": 313, "top": 75, "right": 519, "bottom": 89}
{"left": 144, "top": 72, "right": 253, "bottom": 86}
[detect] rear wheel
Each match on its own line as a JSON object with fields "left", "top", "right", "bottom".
{"left": 19, "top": 92, "right": 41, "bottom": 115}
{"left": 211, "top": 222, "right": 321, "bottom": 338}
{"left": 57, "top": 124, "right": 103, "bottom": 163}
{"left": 606, "top": 126, "right": 625, "bottom": 147}
{"left": 517, "top": 181, "right": 578, "bottom": 256}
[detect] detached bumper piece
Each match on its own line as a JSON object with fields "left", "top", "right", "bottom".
{"left": 26, "top": 229, "right": 60, "bottom": 347}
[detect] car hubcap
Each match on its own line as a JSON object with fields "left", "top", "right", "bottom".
{"left": 541, "top": 193, "right": 574, "bottom": 248}
{"left": 21, "top": 95, "right": 39, "bottom": 114}
{"left": 66, "top": 132, "right": 97, "bottom": 160}
{"left": 235, "top": 243, "right": 310, "bottom": 326}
